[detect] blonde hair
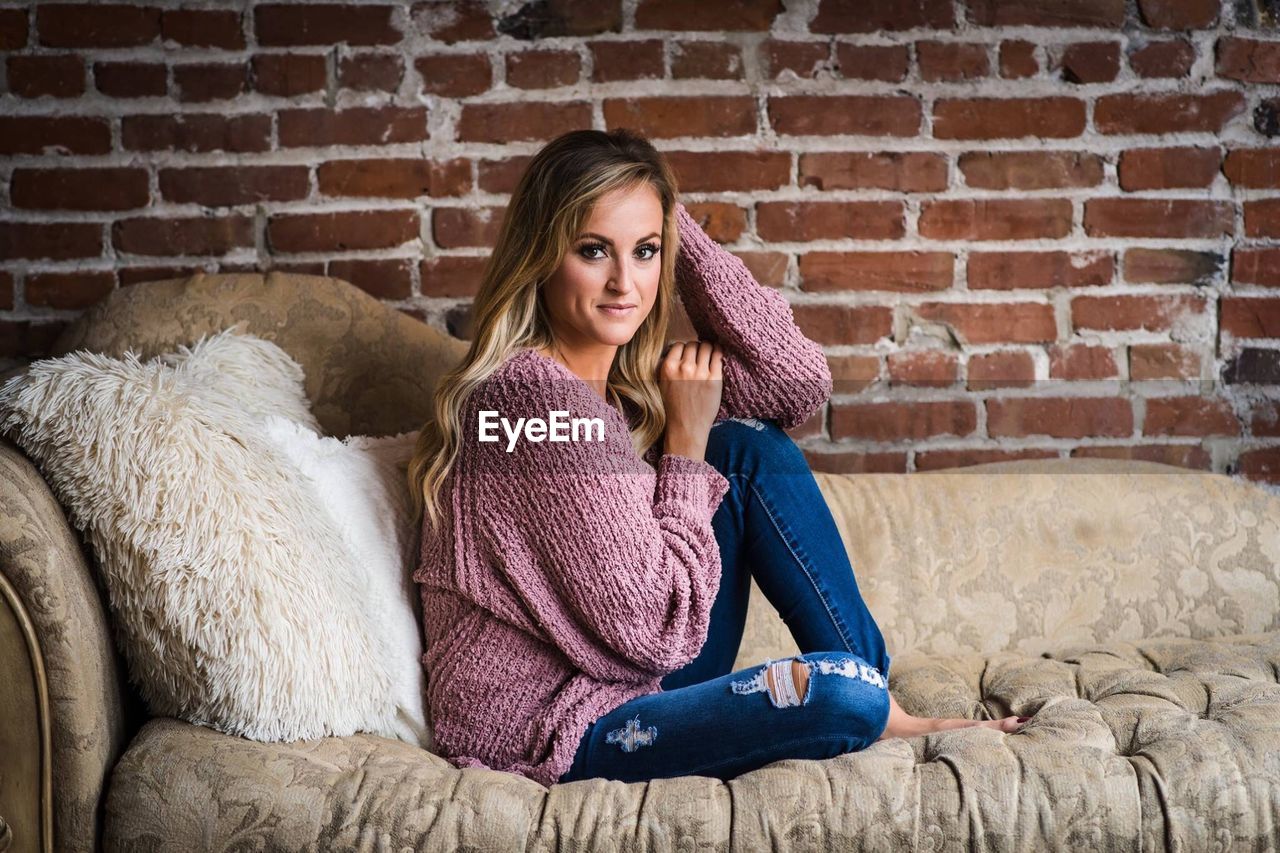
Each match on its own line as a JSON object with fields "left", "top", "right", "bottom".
{"left": 407, "top": 128, "right": 681, "bottom": 532}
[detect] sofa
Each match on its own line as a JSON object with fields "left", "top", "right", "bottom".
{"left": 1, "top": 271, "right": 1278, "bottom": 852}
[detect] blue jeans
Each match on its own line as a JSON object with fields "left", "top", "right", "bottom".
{"left": 558, "top": 417, "right": 893, "bottom": 784}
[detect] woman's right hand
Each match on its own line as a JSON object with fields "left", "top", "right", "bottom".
{"left": 659, "top": 340, "right": 723, "bottom": 461}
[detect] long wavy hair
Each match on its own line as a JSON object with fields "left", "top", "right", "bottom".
{"left": 407, "top": 128, "right": 681, "bottom": 532}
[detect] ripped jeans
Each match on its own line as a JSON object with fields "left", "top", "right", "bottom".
{"left": 558, "top": 416, "right": 893, "bottom": 784}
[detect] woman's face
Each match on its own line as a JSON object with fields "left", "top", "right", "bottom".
{"left": 540, "top": 182, "right": 664, "bottom": 353}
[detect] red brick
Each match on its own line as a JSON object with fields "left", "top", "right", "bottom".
{"left": 682, "top": 202, "right": 747, "bottom": 243}
{"left": 832, "top": 400, "right": 977, "bottom": 441}
{"left": 933, "top": 97, "right": 1086, "bottom": 139}
{"left": 968, "top": 251, "right": 1113, "bottom": 290}
{"left": 1118, "top": 147, "right": 1220, "bottom": 191}
{"left": 918, "top": 199, "right": 1073, "bottom": 240}
{"left": 914, "top": 301, "right": 1057, "bottom": 344}
{"left": 11, "top": 167, "right": 149, "bottom": 211}
{"left": 589, "top": 40, "right": 662, "bottom": 82}
{"left": 24, "top": 270, "right": 115, "bottom": 309}
{"left": 1128, "top": 39, "right": 1196, "bottom": 78}
{"left": 1236, "top": 447, "right": 1280, "bottom": 484}
{"left": 122, "top": 113, "right": 271, "bottom": 153}
{"left": 792, "top": 303, "right": 893, "bottom": 345}
{"left": 757, "top": 201, "right": 903, "bottom": 242}
{"left": 916, "top": 448, "right": 1058, "bottom": 470}
{"left": 1072, "top": 444, "right": 1211, "bottom": 469}
{"left": 636, "top": 0, "right": 780, "bottom": 30}
{"left": 1129, "top": 343, "right": 1203, "bottom": 380}
{"left": 457, "top": 101, "right": 591, "bottom": 143}
{"left": 672, "top": 41, "right": 743, "bottom": 80}
{"left": 1216, "top": 37, "right": 1280, "bottom": 84}
{"left": 1249, "top": 400, "right": 1280, "bottom": 437}
{"left": 1123, "top": 249, "right": 1221, "bottom": 285}
{"left": 765, "top": 39, "right": 829, "bottom": 78}
{"left": 769, "top": 95, "right": 921, "bottom": 137}
{"left": 338, "top": 53, "right": 404, "bottom": 92}
{"left": 119, "top": 264, "right": 215, "bottom": 286}
{"left": 999, "top": 40, "right": 1038, "bottom": 78}
{"left": 161, "top": 8, "right": 245, "bottom": 49}
{"left": 734, "top": 251, "right": 788, "bottom": 287}
{"left": 113, "top": 215, "right": 254, "bottom": 256}
{"left": 433, "top": 206, "right": 503, "bottom": 248}
{"left": 1094, "top": 91, "right": 1245, "bottom": 134}
{"left": 94, "top": 61, "right": 166, "bottom": 97}
{"left": 918, "top": 41, "right": 989, "bottom": 81}
{"left": 1138, "top": 0, "right": 1218, "bottom": 28}
{"left": 959, "top": 151, "right": 1103, "bottom": 189}
{"left": 968, "top": 350, "right": 1036, "bottom": 389}
{"left": 803, "top": 450, "right": 907, "bottom": 475}
{"left": 827, "top": 353, "right": 881, "bottom": 392}
{"left": 834, "top": 44, "right": 909, "bottom": 81}
{"left": 813, "top": 0, "right": 955, "bottom": 32}
{"left": 0, "top": 8, "right": 28, "bottom": 49}
{"left": 173, "top": 62, "right": 248, "bottom": 102}
{"left": 1049, "top": 344, "right": 1118, "bottom": 379}
{"left": 416, "top": 53, "right": 490, "bottom": 96}
{"left": 799, "top": 251, "right": 953, "bottom": 293}
{"left": 505, "top": 49, "right": 579, "bottom": 89}
{"left": 887, "top": 349, "right": 958, "bottom": 387}
{"left": 967, "top": 0, "right": 1124, "bottom": 27}
{"left": 800, "top": 151, "right": 947, "bottom": 192}
{"left": 1058, "top": 41, "right": 1120, "bottom": 83}
{"left": 1084, "top": 199, "right": 1233, "bottom": 239}
{"left": 1072, "top": 293, "right": 1209, "bottom": 332}
{"left": 478, "top": 156, "right": 532, "bottom": 194}
{"left": 1144, "top": 396, "right": 1239, "bottom": 437}
{"left": 420, "top": 255, "right": 488, "bottom": 297}
{"left": 267, "top": 210, "right": 419, "bottom": 253}
{"left": 327, "top": 257, "right": 413, "bottom": 300}
{"left": 278, "top": 106, "right": 428, "bottom": 147}
{"left": 1223, "top": 149, "right": 1280, "bottom": 189}
{"left": 159, "top": 166, "right": 310, "bottom": 206}
{"left": 317, "top": 158, "right": 470, "bottom": 198}
{"left": 1221, "top": 297, "right": 1280, "bottom": 338}
{"left": 413, "top": 0, "right": 494, "bottom": 43}
{"left": 0, "top": 221, "right": 102, "bottom": 261}
{"left": 0, "top": 116, "right": 110, "bottom": 156}
{"left": 252, "top": 54, "right": 326, "bottom": 96}
{"left": 604, "top": 96, "right": 756, "bottom": 138}
{"left": 664, "top": 150, "right": 790, "bottom": 192}
{"left": 7, "top": 54, "right": 85, "bottom": 98}
{"left": 1243, "top": 199, "right": 1280, "bottom": 239}
{"left": 988, "top": 397, "right": 1133, "bottom": 439}
{"left": 1233, "top": 249, "right": 1280, "bottom": 286}
{"left": 254, "top": 3, "right": 400, "bottom": 46}
{"left": 37, "top": 3, "right": 160, "bottom": 47}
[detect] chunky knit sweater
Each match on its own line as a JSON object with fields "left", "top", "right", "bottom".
{"left": 413, "top": 203, "right": 833, "bottom": 787}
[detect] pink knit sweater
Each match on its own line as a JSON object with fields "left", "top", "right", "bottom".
{"left": 413, "top": 203, "right": 833, "bottom": 787}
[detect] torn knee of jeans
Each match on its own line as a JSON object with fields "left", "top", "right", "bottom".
{"left": 811, "top": 655, "right": 888, "bottom": 690}
{"left": 729, "top": 657, "right": 813, "bottom": 709}
{"left": 605, "top": 715, "right": 658, "bottom": 753}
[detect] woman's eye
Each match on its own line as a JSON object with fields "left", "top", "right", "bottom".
{"left": 636, "top": 243, "right": 659, "bottom": 260}
{"left": 579, "top": 243, "right": 607, "bottom": 259}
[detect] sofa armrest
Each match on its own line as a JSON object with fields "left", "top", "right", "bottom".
{"left": 0, "top": 435, "right": 140, "bottom": 853}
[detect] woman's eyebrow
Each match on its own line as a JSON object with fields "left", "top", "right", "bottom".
{"left": 577, "top": 231, "right": 661, "bottom": 244}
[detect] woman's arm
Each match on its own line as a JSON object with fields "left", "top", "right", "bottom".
{"left": 672, "top": 202, "right": 833, "bottom": 429}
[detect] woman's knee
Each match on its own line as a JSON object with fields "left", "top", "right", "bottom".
{"left": 729, "top": 652, "right": 891, "bottom": 744}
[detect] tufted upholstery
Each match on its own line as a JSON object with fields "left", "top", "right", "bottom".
{"left": 1, "top": 272, "right": 1277, "bottom": 851}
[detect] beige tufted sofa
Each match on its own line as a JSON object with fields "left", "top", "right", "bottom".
{"left": 2, "top": 271, "right": 1279, "bottom": 851}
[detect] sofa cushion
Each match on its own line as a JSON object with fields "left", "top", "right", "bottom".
{"left": 103, "top": 629, "right": 1280, "bottom": 851}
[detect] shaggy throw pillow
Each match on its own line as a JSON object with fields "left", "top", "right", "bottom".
{"left": 0, "top": 325, "right": 432, "bottom": 748}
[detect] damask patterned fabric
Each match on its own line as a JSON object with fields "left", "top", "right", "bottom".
{"left": 4, "top": 272, "right": 1277, "bottom": 851}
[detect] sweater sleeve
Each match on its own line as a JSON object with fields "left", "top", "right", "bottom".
{"left": 473, "top": 382, "right": 731, "bottom": 682}
{"left": 673, "top": 202, "right": 833, "bottom": 430}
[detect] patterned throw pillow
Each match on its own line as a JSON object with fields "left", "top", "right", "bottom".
{"left": 0, "top": 325, "right": 432, "bottom": 749}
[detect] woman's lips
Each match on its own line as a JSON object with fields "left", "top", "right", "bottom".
{"left": 598, "top": 304, "right": 636, "bottom": 317}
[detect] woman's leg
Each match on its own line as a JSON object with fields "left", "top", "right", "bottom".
{"left": 663, "top": 416, "right": 1028, "bottom": 739}
{"left": 561, "top": 651, "right": 891, "bottom": 783}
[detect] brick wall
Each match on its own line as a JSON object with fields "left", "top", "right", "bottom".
{"left": 2, "top": 0, "right": 1279, "bottom": 486}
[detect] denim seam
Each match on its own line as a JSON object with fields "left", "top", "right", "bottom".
{"left": 678, "top": 732, "right": 875, "bottom": 779}
{"left": 744, "top": 478, "right": 856, "bottom": 655}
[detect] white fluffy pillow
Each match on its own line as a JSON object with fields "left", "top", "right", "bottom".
{"left": 0, "top": 325, "right": 431, "bottom": 749}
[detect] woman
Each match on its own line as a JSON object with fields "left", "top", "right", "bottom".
{"left": 408, "top": 128, "right": 1029, "bottom": 787}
